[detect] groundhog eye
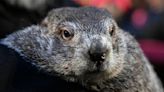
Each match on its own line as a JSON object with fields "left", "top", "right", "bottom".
{"left": 61, "top": 29, "right": 73, "bottom": 40}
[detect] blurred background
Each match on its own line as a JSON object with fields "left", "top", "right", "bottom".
{"left": 0, "top": 0, "right": 164, "bottom": 89}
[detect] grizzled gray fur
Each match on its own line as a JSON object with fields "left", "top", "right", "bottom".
{"left": 1, "top": 7, "right": 163, "bottom": 92}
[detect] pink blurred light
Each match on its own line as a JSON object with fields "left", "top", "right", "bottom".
{"left": 131, "top": 9, "right": 148, "bottom": 28}
{"left": 114, "top": 0, "right": 132, "bottom": 12}
{"left": 139, "top": 39, "right": 164, "bottom": 64}
{"left": 73, "top": 0, "right": 110, "bottom": 7}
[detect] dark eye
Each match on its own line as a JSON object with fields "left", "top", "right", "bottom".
{"left": 61, "top": 29, "right": 74, "bottom": 40}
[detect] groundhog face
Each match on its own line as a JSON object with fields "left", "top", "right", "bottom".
{"left": 41, "top": 20, "right": 115, "bottom": 80}
{"left": 1, "top": 7, "right": 126, "bottom": 82}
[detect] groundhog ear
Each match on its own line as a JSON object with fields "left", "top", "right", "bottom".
{"left": 110, "top": 21, "right": 120, "bottom": 49}
{"left": 109, "top": 25, "right": 115, "bottom": 36}
{"left": 108, "top": 19, "right": 118, "bottom": 36}
{"left": 41, "top": 18, "right": 48, "bottom": 27}
{"left": 0, "top": 25, "right": 45, "bottom": 56}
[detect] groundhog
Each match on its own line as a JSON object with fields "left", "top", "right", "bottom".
{"left": 1, "top": 7, "right": 163, "bottom": 92}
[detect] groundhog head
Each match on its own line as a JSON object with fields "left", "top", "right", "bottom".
{"left": 1, "top": 7, "right": 127, "bottom": 85}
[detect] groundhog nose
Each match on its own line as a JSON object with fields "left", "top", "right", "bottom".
{"left": 89, "top": 42, "right": 109, "bottom": 63}
{"left": 89, "top": 51, "right": 107, "bottom": 63}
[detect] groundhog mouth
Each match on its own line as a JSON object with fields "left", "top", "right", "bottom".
{"left": 89, "top": 60, "right": 109, "bottom": 72}
{"left": 79, "top": 70, "right": 109, "bottom": 84}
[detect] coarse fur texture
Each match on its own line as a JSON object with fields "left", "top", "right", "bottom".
{"left": 1, "top": 7, "right": 164, "bottom": 92}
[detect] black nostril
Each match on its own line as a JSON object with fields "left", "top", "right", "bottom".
{"left": 89, "top": 51, "right": 107, "bottom": 63}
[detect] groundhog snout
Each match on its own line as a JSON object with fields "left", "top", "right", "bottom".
{"left": 88, "top": 40, "right": 109, "bottom": 64}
